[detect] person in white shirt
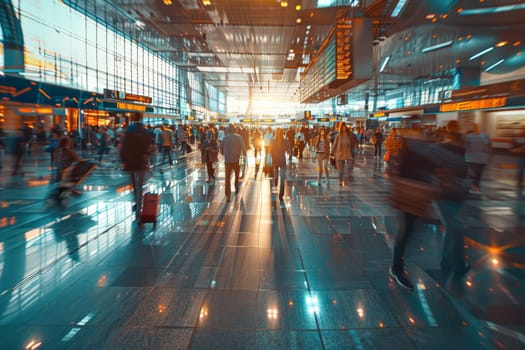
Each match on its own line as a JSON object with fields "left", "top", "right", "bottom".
{"left": 464, "top": 123, "right": 491, "bottom": 194}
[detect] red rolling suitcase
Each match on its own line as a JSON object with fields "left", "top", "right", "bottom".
{"left": 140, "top": 192, "right": 159, "bottom": 228}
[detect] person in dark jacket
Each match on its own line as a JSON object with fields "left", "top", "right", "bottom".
{"left": 434, "top": 121, "right": 469, "bottom": 277}
{"left": 371, "top": 127, "right": 384, "bottom": 158}
{"left": 120, "top": 114, "right": 155, "bottom": 221}
{"left": 389, "top": 123, "right": 469, "bottom": 291}
{"left": 202, "top": 129, "right": 219, "bottom": 183}
{"left": 220, "top": 124, "right": 246, "bottom": 201}
{"left": 389, "top": 130, "right": 437, "bottom": 290}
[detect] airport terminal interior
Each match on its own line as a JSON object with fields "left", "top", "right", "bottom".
{"left": 1, "top": 0, "right": 525, "bottom": 349}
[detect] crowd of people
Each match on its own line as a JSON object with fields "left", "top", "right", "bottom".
{"left": 1, "top": 116, "right": 525, "bottom": 291}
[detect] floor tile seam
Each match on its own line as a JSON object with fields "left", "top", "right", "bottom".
{"left": 293, "top": 224, "right": 328, "bottom": 350}
{"left": 185, "top": 191, "right": 252, "bottom": 347}
{"left": 254, "top": 176, "right": 326, "bottom": 349}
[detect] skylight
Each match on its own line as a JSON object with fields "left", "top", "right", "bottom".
{"left": 317, "top": 0, "right": 359, "bottom": 9}
{"left": 391, "top": 0, "right": 408, "bottom": 17}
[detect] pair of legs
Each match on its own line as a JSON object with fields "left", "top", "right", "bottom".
{"left": 224, "top": 161, "right": 240, "bottom": 200}
{"left": 316, "top": 153, "right": 329, "bottom": 182}
{"left": 273, "top": 164, "right": 286, "bottom": 200}
{"left": 336, "top": 158, "right": 353, "bottom": 185}
{"left": 129, "top": 171, "right": 146, "bottom": 220}
{"left": 162, "top": 146, "right": 173, "bottom": 166}
{"left": 296, "top": 142, "right": 305, "bottom": 159}
{"left": 180, "top": 141, "right": 188, "bottom": 154}
{"left": 374, "top": 144, "right": 382, "bottom": 157}
{"left": 467, "top": 162, "right": 485, "bottom": 191}
{"left": 392, "top": 212, "right": 417, "bottom": 275}
{"left": 206, "top": 161, "right": 215, "bottom": 181}
{"left": 435, "top": 200, "right": 467, "bottom": 275}
{"left": 288, "top": 144, "right": 294, "bottom": 161}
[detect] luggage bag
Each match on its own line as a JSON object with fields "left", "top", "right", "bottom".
{"left": 140, "top": 192, "right": 160, "bottom": 228}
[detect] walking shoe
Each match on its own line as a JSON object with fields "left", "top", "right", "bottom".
{"left": 389, "top": 267, "right": 414, "bottom": 290}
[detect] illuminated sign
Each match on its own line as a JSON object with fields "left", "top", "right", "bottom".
{"left": 102, "top": 101, "right": 153, "bottom": 112}
{"left": 439, "top": 97, "right": 507, "bottom": 112}
{"left": 335, "top": 24, "right": 352, "bottom": 80}
{"left": 304, "top": 111, "right": 312, "bottom": 120}
{"left": 104, "top": 88, "right": 152, "bottom": 104}
{"left": 450, "top": 79, "right": 525, "bottom": 100}
{"left": 373, "top": 112, "right": 386, "bottom": 117}
{"left": 115, "top": 102, "right": 147, "bottom": 111}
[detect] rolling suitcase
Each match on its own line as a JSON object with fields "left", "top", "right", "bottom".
{"left": 140, "top": 192, "right": 159, "bottom": 228}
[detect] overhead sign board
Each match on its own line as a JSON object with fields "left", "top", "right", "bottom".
{"left": 439, "top": 97, "right": 507, "bottom": 112}
{"left": 104, "top": 88, "right": 152, "bottom": 104}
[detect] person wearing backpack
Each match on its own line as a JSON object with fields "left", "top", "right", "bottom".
{"left": 161, "top": 125, "right": 174, "bottom": 167}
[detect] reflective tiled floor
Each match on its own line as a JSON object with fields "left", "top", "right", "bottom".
{"left": 0, "top": 146, "right": 524, "bottom": 349}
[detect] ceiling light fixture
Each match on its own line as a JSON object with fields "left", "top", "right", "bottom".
{"left": 202, "top": 0, "right": 211, "bottom": 5}
{"left": 495, "top": 41, "right": 508, "bottom": 47}
{"left": 163, "top": 0, "right": 172, "bottom": 5}
{"left": 281, "top": 1, "right": 288, "bottom": 7}
{"left": 469, "top": 46, "right": 494, "bottom": 60}
{"left": 296, "top": 18, "right": 302, "bottom": 24}
{"left": 296, "top": 5, "right": 301, "bottom": 11}
{"left": 421, "top": 40, "right": 454, "bottom": 53}
{"left": 391, "top": 0, "right": 408, "bottom": 17}
{"left": 459, "top": 3, "right": 525, "bottom": 15}
{"left": 380, "top": 56, "right": 391, "bottom": 73}
{"left": 485, "top": 59, "right": 504, "bottom": 72}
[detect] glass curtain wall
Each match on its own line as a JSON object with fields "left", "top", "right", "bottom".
{"left": 12, "top": 0, "right": 186, "bottom": 115}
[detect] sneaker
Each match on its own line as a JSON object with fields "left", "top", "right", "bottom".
{"left": 389, "top": 267, "right": 414, "bottom": 290}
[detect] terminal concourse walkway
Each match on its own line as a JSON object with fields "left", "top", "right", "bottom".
{"left": 0, "top": 145, "right": 524, "bottom": 349}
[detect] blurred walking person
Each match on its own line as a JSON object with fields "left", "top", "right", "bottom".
{"left": 371, "top": 127, "right": 384, "bottom": 158}
{"left": 161, "top": 125, "right": 174, "bottom": 167}
{"left": 332, "top": 122, "right": 357, "bottom": 186}
{"left": 384, "top": 128, "right": 403, "bottom": 177}
{"left": 464, "top": 123, "right": 491, "bottom": 194}
{"left": 388, "top": 129, "right": 437, "bottom": 290}
{"left": 220, "top": 124, "right": 246, "bottom": 202}
{"left": 4, "top": 129, "right": 25, "bottom": 176}
{"left": 435, "top": 121, "right": 470, "bottom": 277}
{"left": 510, "top": 130, "right": 525, "bottom": 197}
{"left": 313, "top": 126, "right": 330, "bottom": 184}
{"left": 202, "top": 129, "right": 219, "bottom": 183}
{"left": 119, "top": 113, "right": 155, "bottom": 223}
{"left": 270, "top": 128, "right": 290, "bottom": 201}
